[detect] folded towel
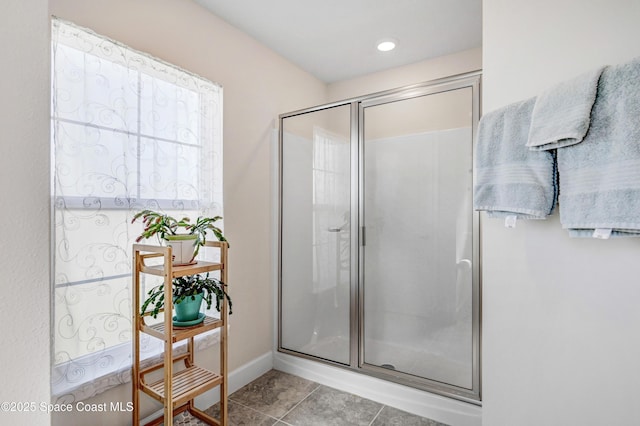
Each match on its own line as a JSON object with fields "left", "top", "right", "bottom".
{"left": 474, "top": 97, "right": 557, "bottom": 219}
{"left": 558, "top": 58, "right": 640, "bottom": 237}
{"left": 527, "top": 67, "right": 605, "bottom": 151}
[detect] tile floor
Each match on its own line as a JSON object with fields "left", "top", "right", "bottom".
{"left": 174, "top": 369, "right": 447, "bottom": 426}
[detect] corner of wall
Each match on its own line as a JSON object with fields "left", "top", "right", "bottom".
{"left": 0, "top": 0, "right": 52, "bottom": 423}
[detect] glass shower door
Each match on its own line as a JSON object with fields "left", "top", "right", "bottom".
{"left": 279, "top": 73, "right": 481, "bottom": 402}
{"left": 280, "top": 104, "right": 352, "bottom": 364}
{"left": 360, "top": 87, "right": 476, "bottom": 391}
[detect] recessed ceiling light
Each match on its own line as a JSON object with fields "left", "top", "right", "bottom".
{"left": 377, "top": 39, "right": 397, "bottom": 52}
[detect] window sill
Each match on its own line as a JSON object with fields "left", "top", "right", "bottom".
{"left": 52, "top": 326, "right": 224, "bottom": 403}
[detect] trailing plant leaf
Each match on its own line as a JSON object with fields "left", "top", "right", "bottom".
{"left": 141, "top": 284, "right": 166, "bottom": 318}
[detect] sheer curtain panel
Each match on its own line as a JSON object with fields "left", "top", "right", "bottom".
{"left": 51, "top": 18, "right": 223, "bottom": 402}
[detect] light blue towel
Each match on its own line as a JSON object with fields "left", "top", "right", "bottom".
{"left": 474, "top": 97, "right": 557, "bottom": 219}
{"left": 558, "top": 58, "right": 640, "bottom": 237}
{"left": 527, "top": 67, "right": 604, "bottom": 151}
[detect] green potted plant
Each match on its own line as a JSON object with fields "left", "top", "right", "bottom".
{"left": 132, "top": 209, "right": 228, "bottom": 265}
{"left": 141, "top": 273, "right": 232, "bottom": 326}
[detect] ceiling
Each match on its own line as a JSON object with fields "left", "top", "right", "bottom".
{"left": 193, "top": 0, "right": 482, "bottom": 83}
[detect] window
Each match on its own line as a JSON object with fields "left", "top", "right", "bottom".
{"left": 51, "top": 18, "right": 223, "bottom": 401}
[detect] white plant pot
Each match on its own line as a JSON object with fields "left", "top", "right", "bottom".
{"left": 165, "top": 235, "right": 198, "bottom": 266}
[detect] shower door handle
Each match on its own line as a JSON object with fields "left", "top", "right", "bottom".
{"left": 328, "top": 227, "right": 342, "bottom": 232}
{"left": 457, "top": 259, "right": 472, "bottom": 269}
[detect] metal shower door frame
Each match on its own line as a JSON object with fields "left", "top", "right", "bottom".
{"left": 277, "top": 70, "right": 482, "bottom": 405}
{"left": 357, "top": 73, "right": 481, "bottom": 404}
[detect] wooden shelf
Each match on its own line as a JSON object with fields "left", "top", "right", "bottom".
{"left": 141, "top": 315, "right": 224, "bottom": 343}
{"left": 133, "top": 241, "right": 229, "bottom": 425}
{"left": 140, "top": 261, "right": 223, "bottom": 278}
{"left": 142, "top": 365, "right": 223, "bottom": 408}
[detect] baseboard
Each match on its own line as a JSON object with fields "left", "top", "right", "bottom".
{"left": 273, "top": 351, "right": 481, "bottom": 426}
{"left": 140, "top": 351, "right": 273, "bottom": 425}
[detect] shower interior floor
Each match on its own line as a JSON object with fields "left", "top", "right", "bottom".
{"left": 174, "top": 369, "right": 447, "bottom": 425}
{"left": 300, "top": 331, "right": 471, "bottom": 389}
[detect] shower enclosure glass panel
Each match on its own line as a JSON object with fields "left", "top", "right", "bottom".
{"left": 280, "top": 104, "right": 352, "bottom": 364}
{"left": 279, "top": 73, "right": 480, "bottom": 403}
{"left": 361, "top": 88, "right": 474, "bottom": 389}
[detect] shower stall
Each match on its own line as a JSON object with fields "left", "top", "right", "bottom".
{"left": 278, "top": 72, "right": 481, "bottom": 403}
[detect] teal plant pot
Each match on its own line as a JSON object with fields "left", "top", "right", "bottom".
{"left": 173, "top": 293, "right": 203, "bottom": 322}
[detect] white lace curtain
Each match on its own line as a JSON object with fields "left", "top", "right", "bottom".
{"left": 51, "top": 18, "right": 223, "bottom": 401}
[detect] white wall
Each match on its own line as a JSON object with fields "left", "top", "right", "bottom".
{"left": 483, "top": 1, "right": 640, "bottom": 425}
{"left": 0, "top": 0, "right": 51, "bottom": 425}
